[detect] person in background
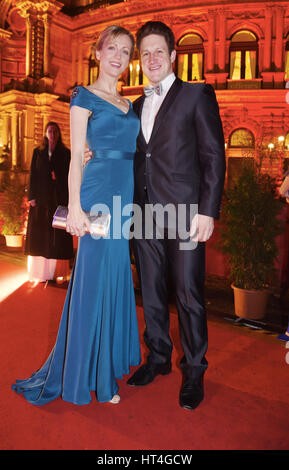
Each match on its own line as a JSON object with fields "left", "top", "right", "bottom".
{"left": 25, "top": 122, "right": 74, "bottom": 284}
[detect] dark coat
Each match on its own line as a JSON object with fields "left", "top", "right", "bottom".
{"left": 25, "top": 143, "right": 74, "bottom": 260}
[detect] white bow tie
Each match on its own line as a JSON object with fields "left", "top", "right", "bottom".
{"left": 144, "top": 83, "right": 163, "bottom": 97}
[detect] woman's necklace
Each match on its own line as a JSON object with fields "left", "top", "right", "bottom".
{"left": 90, "top": 87, "right": 122, "bottom": 103}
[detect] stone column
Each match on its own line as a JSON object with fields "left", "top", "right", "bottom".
{"left": 22, "top": 108, "right": 34, "bottom": 171}
{"left": 71, "top": 37, "right": 78, "bottom": 86}
{"left": 25, "top": 14, "right": 33, "bottom": 76}
{"left": 207, "top": 11, "right": 215, "bottom": 72}
{"left": 16, "top": 0, "right": 62, "bottom": 80}
{"left": 2, "top": 113, "right": 10, "bottom": 149}
{"left": 77, "top": 40, "right": 83, "bottom": 85}
{"left": 218, "top": 10, "right": 226, "bottom": 71}
{"left": 18, "top": 111, "right": 25, "bottom": 169}
{"left": 43, "top": 13, "right": 51, "bottom": 77}
{"left": 215, "top": 10, "right": 228, "bottom": 89}
{"left": 274, "top": 6, "right": 284, "bottom": 71}
{"left": 261, "top": 6, "right": 273, "bottom": 88}
{"left": 11, "top": 111, "right": 19, "bottom": 169}
{"left": 83, "top": 57, "right": 90, "bottom": 86}
{"left": 263, "top": 5, "right": 272, "bottom": 71}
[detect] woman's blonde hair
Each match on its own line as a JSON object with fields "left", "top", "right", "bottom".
{"left": 91, "top": 25, "right": 135, "bottom": 61}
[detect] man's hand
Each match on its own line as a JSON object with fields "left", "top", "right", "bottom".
{"left": 83, "top": 147, "right": 93, "bottom": 166}
{"left": 190, "top": 214, "right": 214, "bottom": 242}
{"left": 29, "top": 199, "right": 36, "bottom": 207}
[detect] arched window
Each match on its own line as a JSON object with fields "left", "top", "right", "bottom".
{"left": 176, "top": 33, "right": 204, "bottom": 81}
{"left": 229, "top": 30, "right": 258, "bottom": 80}
{"left": 127, "top": 58, "right": 149, "bottom": 87}
{"left": 229, "top": 128, "right": 255, "bottom": 148}
{"left": 127, "top": 49, "right": 149, "bottom": 87}
{"left": 128, "top": 59, "right": 141, "bottom": 86}
{"left": 227, "top": 128, "right": 255, "bottom": 188}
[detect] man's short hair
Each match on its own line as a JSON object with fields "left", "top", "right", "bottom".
{"left": 136, "top": 21, "right": 175, "bottom": 54}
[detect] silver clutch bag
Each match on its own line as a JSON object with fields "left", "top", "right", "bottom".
{"left": 52, "top": 205, "right": 111, "bottom": 237}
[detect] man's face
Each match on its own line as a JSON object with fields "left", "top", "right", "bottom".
{"left": 139, "top": 34, "right": 176, "bottom": 86}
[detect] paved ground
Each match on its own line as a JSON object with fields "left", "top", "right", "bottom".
{"left": 1, "top": 241, "right": 288, "bottom": 339}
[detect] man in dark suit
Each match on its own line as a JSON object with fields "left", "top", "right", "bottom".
{"left": 127, "top": 21, "right": 226, "bottom": 410}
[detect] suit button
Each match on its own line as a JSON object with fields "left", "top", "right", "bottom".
{"left": 144, "top": 186, "right": 147, "bottom": 191}
{"left": 146, "top": 152, "right": 151, "bottom": 158}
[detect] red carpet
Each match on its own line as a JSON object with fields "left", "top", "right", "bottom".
{"left": 0, "top": 259, "right": 289, "bottom": 450}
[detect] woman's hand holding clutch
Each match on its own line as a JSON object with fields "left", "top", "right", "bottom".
{"left": 66, "top": 205, "right": 91, "bottom": 237}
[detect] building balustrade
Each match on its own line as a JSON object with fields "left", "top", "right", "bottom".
{"left": 227, "top": 78, "right": 262, "bottom": 89}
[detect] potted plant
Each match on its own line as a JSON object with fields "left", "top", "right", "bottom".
{"left": 219, "top": 157, "right": 283, "bottom": 319}
{"left": 0, "top": 171, "right": 28, "bottom": 248}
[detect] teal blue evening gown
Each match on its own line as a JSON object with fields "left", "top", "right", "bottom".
{"left": 12, "top": 86, "right": 141, "bottom": 405}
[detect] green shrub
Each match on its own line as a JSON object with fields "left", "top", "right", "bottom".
{"left": 219, "top": 162, "right": 283, "bottom": 290}
{"left": 0, "top": 172, "right": 27, "bottom": 235}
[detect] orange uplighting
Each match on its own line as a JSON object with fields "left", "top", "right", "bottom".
{"left": 0, "top": 269, "right": 28, "bottom": 303}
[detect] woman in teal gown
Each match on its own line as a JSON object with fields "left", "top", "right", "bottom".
{"left": 12, "top": 26, "right": 141, "bottom": 405}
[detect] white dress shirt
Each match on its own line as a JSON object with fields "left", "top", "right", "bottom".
{"left": 141, "top": 72, "right": 176, "bottom": 143}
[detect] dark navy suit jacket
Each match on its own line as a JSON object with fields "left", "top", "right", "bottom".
{"left": 133, "top": 77, "right": 226, "bottom": 222}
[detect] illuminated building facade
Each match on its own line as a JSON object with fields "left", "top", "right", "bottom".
{"left": 0, "top": 0, "right": 289, "bottom": 276}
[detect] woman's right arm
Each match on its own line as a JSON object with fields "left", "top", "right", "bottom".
{"left": 66, "top": 105, "right": 91, "bottom": 237}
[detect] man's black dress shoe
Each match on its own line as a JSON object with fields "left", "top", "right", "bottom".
{"left": 127, "top": 361, "right": 172, "bottom": 386}
{"left": 179, "top": 377, "right": 204, "bottom": 410}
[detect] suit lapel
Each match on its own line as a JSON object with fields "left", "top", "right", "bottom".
{"left": 134, "top": 95, "right": 146, "bottom": 147}
{"left": 134, "top": 77, "right": 183, "bottom": 148}
{"left": 149, "top": 77, "right": 183, "bottom": 144}
{"left": 133, "top": 95, "right": 145, "bottom": 118}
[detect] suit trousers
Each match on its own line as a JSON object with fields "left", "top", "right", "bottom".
{"left": 133, "top": 206, "right": 208, "bottom": 381}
